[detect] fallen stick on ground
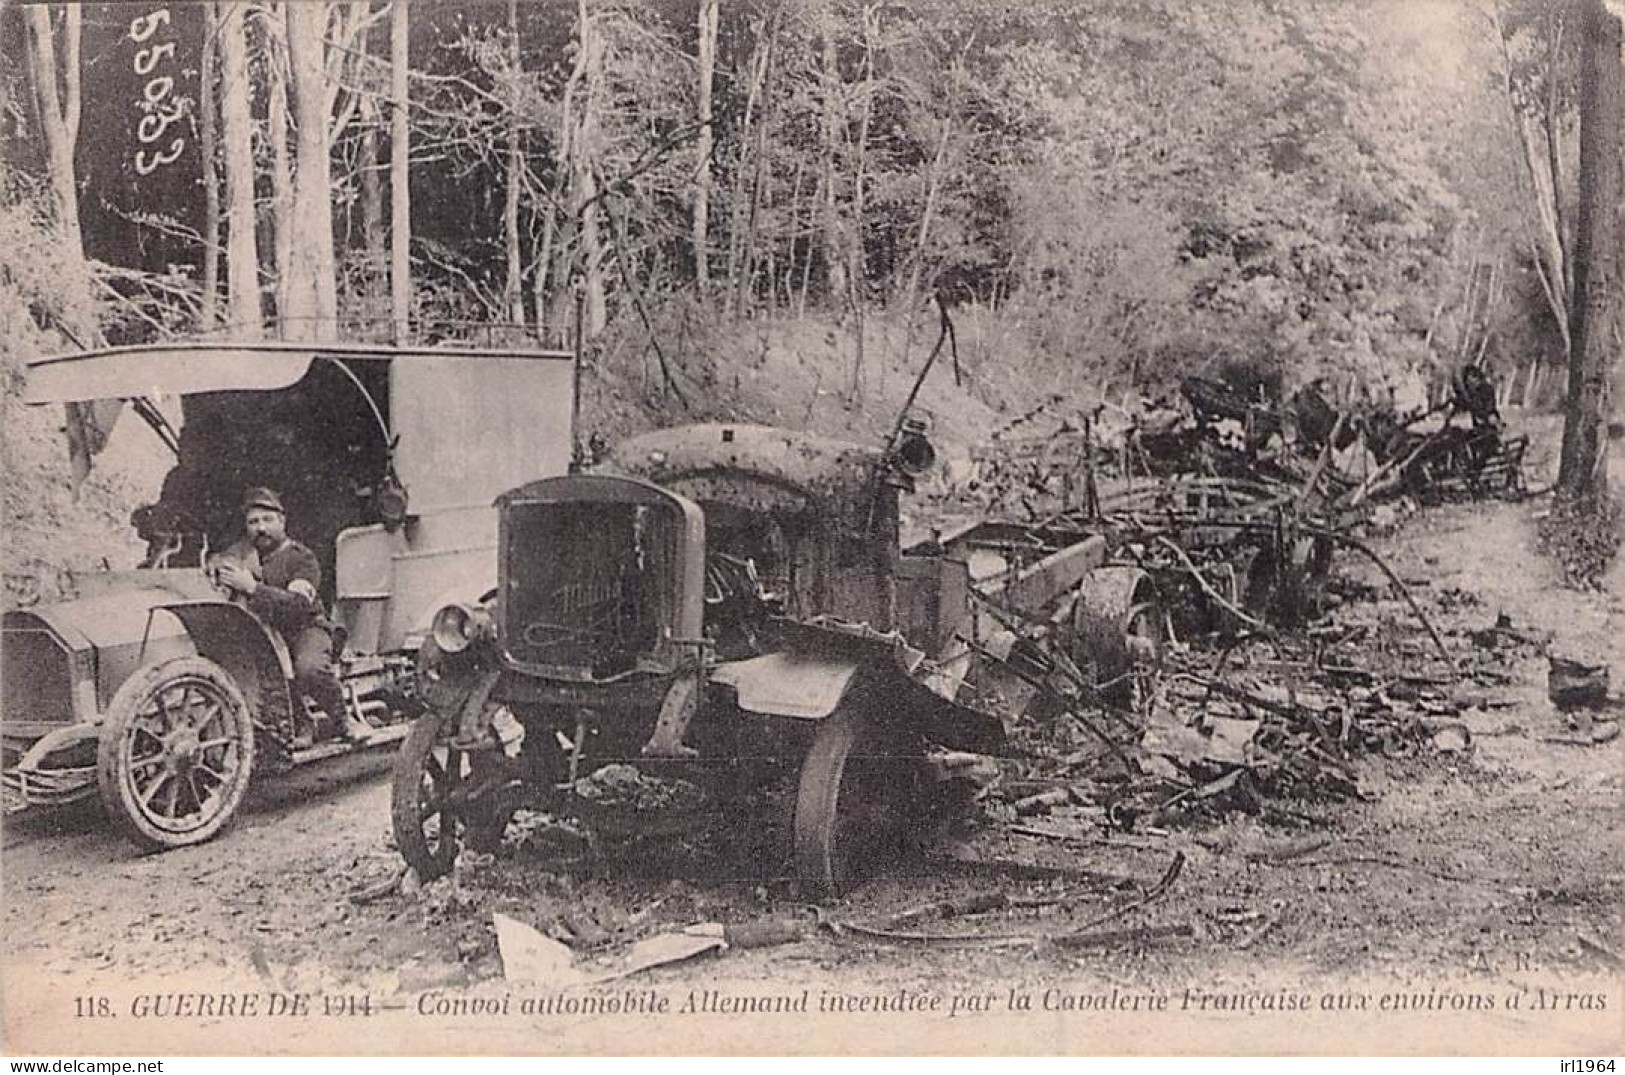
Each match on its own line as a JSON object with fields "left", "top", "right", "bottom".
{"left": 1051, "top": 922, "right": 1192, "bottom": 951}
{"left": 1050, "top": 851, "right": 1185, "bottom": 944}
{"left": 1007, "top": 824, "right": 1172, "bottom": 853}
{"left": 885, "top": 891, "right": 1015, "bottom": 928}
{"left": 1306, "top": 525, "right": 1456, "bottom": 671}
{"left": 813, "top": 853, "right": 1185, "bottom": 949}
{"left": 927, "top": 853, "right": 1136, "bottom": 885}
{"left": 348, "top": 867, "right": 408, "bottom": 905}
{"left": 1013, "top": 787, "right": 1073, "bottom": 816}
{"left": 1577, "top": 934, "right": 1623, "bottom": 969}
{"left": 1272, "top": 855, "right": 1474, "bottom": 884}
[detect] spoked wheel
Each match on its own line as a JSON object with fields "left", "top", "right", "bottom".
{"left": 391, "top": 712, "right": 504, "bottom": 880}
{"left": 96, "top": 656, "right": 256, "bottom": 851}
{"left": 794, "top": 694, "right": 920, "bottom": 899}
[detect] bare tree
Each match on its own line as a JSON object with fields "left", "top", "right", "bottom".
{"left": 25, "top": 3, "right": 109, "bottom": 483}
{"left": 391, "top": 0, "right": 411, "bottom": 343}
{"left": 261, "top": 5, "right": 295, "bottom": 325}
{"left": 1488, "top": 2, "right": 1575, "bottom": 362}
{"left": 1556, "top": 0, "right": 1622, "bottom": 513}
{"left": 219, "top": 0, "right": 263, "bottom": 336}
{"left": 818, "top": 7, "right": 846, "bottom": 306}
{"left": 282, "top": 2, "right": 336, "bottom": 338}
{"left": 499, "top": 0, "right": 524, "bottom": 325}
{"left": 565, "top": 0, "right": 607, "bottom": 337}
{"left": 199, "top": 4, "right": 221, "bottom": 331}
{"left": 25, "top": 4, "right": 82, "bottom": 255}
{"left": 844, "top": 3, "right": 878, "bottom": 398}
{"left": 693, "top": 0, "right": 718, "bottom": 295}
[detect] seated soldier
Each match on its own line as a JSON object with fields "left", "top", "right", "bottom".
{"left": 213, "top": 487, "right": 370, "bottom": 742}
{"left": 1454, "top": 364, "right": 1502, "bottom": 432}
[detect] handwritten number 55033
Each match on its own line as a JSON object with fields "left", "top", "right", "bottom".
{"left": 128, "top": 9, "right": 185, "bottom": 176}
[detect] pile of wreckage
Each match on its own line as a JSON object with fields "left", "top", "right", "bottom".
{"left": 943, "top": 365, "right": 1528, "bottom": 524}
{"left": 920, "top": 363, "right": 1548, "bottom": 838}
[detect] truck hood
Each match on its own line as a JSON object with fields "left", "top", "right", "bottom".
{"left": 12, "top": 577, "right": 215, "bottom": 652}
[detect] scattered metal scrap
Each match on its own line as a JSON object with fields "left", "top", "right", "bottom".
{"left": 811, "top": 851, "right": 1187, "bottom": 951}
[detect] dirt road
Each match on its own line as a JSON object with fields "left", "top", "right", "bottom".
{"left": 5, "top": 438, "right": 1622, "bottom": 1054}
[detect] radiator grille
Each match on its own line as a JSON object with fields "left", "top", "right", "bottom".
{"left": 1, "top": 625, "right": 77, "bottom": 727}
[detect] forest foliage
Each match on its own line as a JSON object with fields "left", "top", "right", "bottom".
{"left": 0, "top": 0, "right": 1616, "bottom": 429}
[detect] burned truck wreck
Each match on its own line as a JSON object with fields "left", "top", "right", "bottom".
{"left": 391, "top": 422, "right": 1161, "bottom": 896}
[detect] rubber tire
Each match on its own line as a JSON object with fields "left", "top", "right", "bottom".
{"left": 391, "top": 711, "right": 469, "bottom": 881}
{"left": 794, "top": 700, "right": 911, "bottom": 899}
{"left": 96, "top": 655, "right": 256, "bottom": 852}
{"left": 1070, "top": 608, "right": 1133, "bottom": 708}
{"left": 463, "top": 752, "right": 521, "bottom": 853}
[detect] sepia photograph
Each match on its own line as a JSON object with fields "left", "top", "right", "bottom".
{"left": 1, "top": 0, "right": 1622, "bottom": 1058}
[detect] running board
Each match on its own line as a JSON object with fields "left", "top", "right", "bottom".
{"left": 286, "top": 723, "right": 410, "bottom": 766}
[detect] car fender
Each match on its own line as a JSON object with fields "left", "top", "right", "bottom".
{"left": 710, "top": 651, "right": 862, "bottom": 720}
{"left": 159, "top": 601, "right": 294, "bottom": 723}
{"left": 710, "top": 644, "right": 1005, "bottom": 754}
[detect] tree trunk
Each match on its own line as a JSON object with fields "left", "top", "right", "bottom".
{"left": 219, "top": 0, "right": 263, "bottom": 337}
{"left": 1556, "top": 0, "right": 1623, "bottom": 512}
{"left": 360, "top": 94, "right": 385, "bottom": 336}
{"left": 391, "top": 0, "right": 411, "bottom": 344}
{"left": 263, "top": 6, "right": 295, "bottom": 329}
{"left": 26, "top": 5, "right": 82, "bottom": 256}
{"left": 503, "top": 0, "right": 524, "bottom": 326}
{"left": 1493, "top": 9, "right": 1573, "bottom": 359}
{"left": 693, "top": 0, "right": 718, "bottom": 296}
{"left": 27, "top": 3, "right": 110, "bottom": 484}
{"left": 798, "top": 174, "right": 820, "bottom": 318}
{"left": 783, "top": 155, "right": 806, "bottom": 309}
{"left": 284, "top": 0, "right": 338, "bottom": 340}
{"left": 819, "top": 13, "right": 845, "bottom": 306}
{"left": 901, "top": 117, "right": 952, "bottom": 317}
{"left": 723, "top": 16, "right": 770, "bottom": 317}
{"left": 532, "top": 166, "right": 566, "bottom": 340}
{"left": 200, "top": 3, "right": 220, "bottom": 331}
{"left": 1545, "top": 9, "right": 1571, "bottom": 298}
{"left": 574, "top": 0, "right": 606, "bottom": 337}
{"left": 734, "top": 24, "right": 778, "bottom": 319}
{"left": 845, "top": 6, "right": 876, "bottom": 398}
{"left": 546, "top": 26, "right": 584, "bottom": 341}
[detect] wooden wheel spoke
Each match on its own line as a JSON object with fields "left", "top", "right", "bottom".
{"left": 158, "top": 687, "right": 187, "bottom": 728}
{"left": 161, "top": 775, "right": 183, "bottom": 817}
{"left": 137, "top": 771, "right": 172, "bottom": 808}
{"left": 132, "top": 711, "right": 169, "bottom": 746}
{"left": 129, "top": 752, "right": 167, "bottom": 774}
{"left": 193, "top": 698, "right": 224, "bottom": 733}
{"left": 195, "top": 736, "right": 237, "bottom": 752}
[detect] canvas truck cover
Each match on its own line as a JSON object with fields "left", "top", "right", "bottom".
{"left": 25, "top": 342, "right": 575, "bottom": 515}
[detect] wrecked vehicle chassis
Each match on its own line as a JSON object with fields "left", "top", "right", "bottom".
{"left": 391, "top": 424, "right": 1159, "bottom": 896}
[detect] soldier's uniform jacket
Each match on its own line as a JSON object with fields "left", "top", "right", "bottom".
{"left": 221, "top": 537, "right": 328, "bottom": 637}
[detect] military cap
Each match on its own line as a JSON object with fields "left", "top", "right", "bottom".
{"left": 241, "top": 487, "right": 285, "bottom": 514}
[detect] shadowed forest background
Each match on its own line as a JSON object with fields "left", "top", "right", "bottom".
{"left": 2, "top": 0, "right": 1621, "bottom": 593}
